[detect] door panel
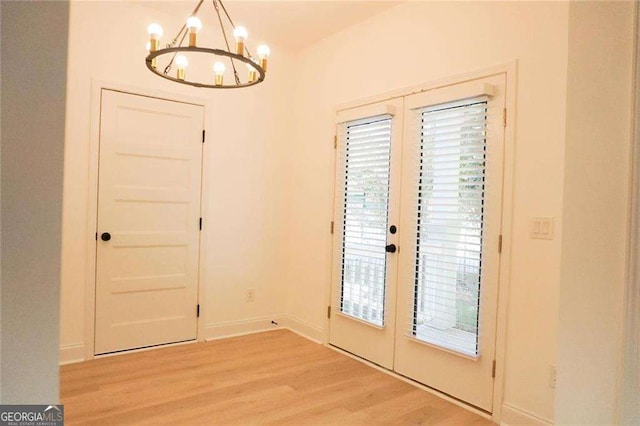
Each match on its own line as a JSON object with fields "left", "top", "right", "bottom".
{"left": 329, "top": 99, "right": 403, "bottom": 369}
{"left": 95, "top": 90, "right": 204, "bottom": 354}
{"left": 394, "top": 75, "right": 506, "bottom": 411}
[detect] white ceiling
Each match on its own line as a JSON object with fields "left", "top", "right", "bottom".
{"left": 140, "top": 1, "right": 403, "bottom": 50}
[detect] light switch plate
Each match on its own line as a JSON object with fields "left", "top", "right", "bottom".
{"left": 531, "top": 217, "right": 554, "bottom": 240}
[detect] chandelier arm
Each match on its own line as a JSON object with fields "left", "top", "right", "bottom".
{"left": 212, "top": 0, "right": 240, "bottom": 85}
{"left": 218, "top": 0, "right": 255, "bottom": 60}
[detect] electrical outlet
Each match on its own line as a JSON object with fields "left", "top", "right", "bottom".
{"left": 246, "top": 288, "right": 255, "bottom": 303}
{"left": 549, "top": 365, "right": 557, "bottom": 389}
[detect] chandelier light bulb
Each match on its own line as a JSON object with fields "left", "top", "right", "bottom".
{"left": 233, "top": 26, "right": 248, "bottom": 41}
{"left": 233, "top": 26, "right": 248, "bottom": 56}
{"left": 257, "top": 45, "right": 270, "bottom": 58}
{"left": 147, "top": 23, "right": 163, "bottom": 52}
{"left": 175, "top": 55, "right": 188, "bottom": 80}
{"left": 186, "top": 16, "right": 202, "bottom": 32}
{"left": 257, "top": 44, "right": 270, "bottom": 72}
{"left": 213, "top": 61, "right": 226, "bottom": 86}
{"left": 213, "top": 61, "right": 226, "bottom": 75}
{"left": 148, "top": 23, "right": 163, "bottom": 38}
{"left": 186, "top": 16, "right": 202, "bottom": 47}
{"left": 176, "top": 55, "right": 189, "bottom": 68}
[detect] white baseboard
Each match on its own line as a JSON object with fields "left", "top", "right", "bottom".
{"left": 59, "top": 343, "right": 85, "bottom": 365}
{"left": 279, "top": 314, "right": 325, "bottom": 344}
{"left": 202, "top": 316, "right": 283, "bottom": 341}
{"left": 202, "top": 314, "right": 327, "bottom": 344}
{"left": 501, "top": 403, "right": 553, "bottom": 426}
{"left": 59, "top": 314, "right": 327, "bottom": 364}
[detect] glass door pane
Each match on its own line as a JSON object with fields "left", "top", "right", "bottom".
{"left": 413, "top": 98, "right": 488, "bottom": 357}
{"left": 340, "top": 116, "right": 393, "bottom": 327}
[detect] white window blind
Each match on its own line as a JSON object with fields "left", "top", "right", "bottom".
{"left": 411, "top": 97, "right": 488, "bottom": 357}
{"left": 338, "top": 115, "right": 393, "bottom": 327}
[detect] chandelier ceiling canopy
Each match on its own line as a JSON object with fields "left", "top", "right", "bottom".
{"left": 145, "top": 0, "right": 270, "bottom": 89}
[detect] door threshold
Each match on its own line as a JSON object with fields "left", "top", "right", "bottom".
{"left": 327, "top": 343, "right": 494, "bottom": 422}
{"left": 95, "top": 338, "right": 197, "bottom": 358}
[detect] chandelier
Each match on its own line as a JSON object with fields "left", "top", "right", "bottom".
{"left": 145, "top": 0, "right": 270, "bottom": 89}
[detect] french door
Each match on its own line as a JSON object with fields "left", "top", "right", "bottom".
{"left": 329, "top": 99, "right": 404, "bottom": 369}
{"left": 329, "top": 75, "right": 506, "bottom": 412}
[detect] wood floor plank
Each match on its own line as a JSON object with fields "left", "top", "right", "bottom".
{"left": 60, "top": 330, "right": 494, "bottom": 425}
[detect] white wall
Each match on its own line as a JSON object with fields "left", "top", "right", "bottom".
{"left": 59, "top": 1, "right": 295, "bottom": 361}
{"left": 556, "top": 2, "right": 635, "bottom": 424}
{"left": 285, "top": 2, "right": 570, "bottom": 422}
{"left": 1, "top": 1, "right": 68, "bottom": 403}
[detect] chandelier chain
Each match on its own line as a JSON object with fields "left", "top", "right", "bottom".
{"left": 218, "top": 0, "right": 254, "bottom": 59}
{"left": 163, "top": 0, "right": 205, "bottom": 75}
{"left": 163, "top": 28, "right": 188, "bottom": 75}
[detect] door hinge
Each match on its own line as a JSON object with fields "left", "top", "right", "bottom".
{"left": 327, "top": 306, "right": 332, "bottom": 318}
{"left": 330, "top": 221, "right": 334, "bottom": 234}
{"left": 202, "top": 130, "right": 206, "bottom": 143}
{"left": 492, "top": 360, "right": 497, "bottom": 378}
{"left": 498, "top": 234, "right": 503, "bottom": 253}
{"left": 333, "top": 135, "right": 337, "bottom": 149}
{"left": 199, "top": 217, "right": 203, "bottom": 230}
{"left": 197, "top": 304, "right": 200, "bottom": 317}
{"left": 502, "top": 108, "right": 507, "bottom": 128}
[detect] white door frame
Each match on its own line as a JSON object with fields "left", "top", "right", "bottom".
{"left": 326, "top": 61, "right": 517, "bottom": 421}
{"left": 620, "top": 6, "right": 640, "bottom": 422}
{"left": 85, "top": 80, "right": 212, "bottom": 360}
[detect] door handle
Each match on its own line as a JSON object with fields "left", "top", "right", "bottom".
{"left": 101, "top": 232, "right": 111, "bottom": 242}
{"left": 385, "top": 244, "right": 396, "bottom": 253}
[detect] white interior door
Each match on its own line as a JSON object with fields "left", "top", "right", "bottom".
{"left": 394, "top": 75, "right": 506, "bottom": 411}
{"left": 329, "top": 99, "right": 404, "bottom": 369}
{"left": 95, "top": 90, "right": 204, "bottom": 355}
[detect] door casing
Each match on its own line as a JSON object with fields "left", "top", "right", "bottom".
{"left": 84, "top": 81, "right": 213, "bottom": 360}
{"left": 325, "top": 62, "right": 518, "bottom": 421}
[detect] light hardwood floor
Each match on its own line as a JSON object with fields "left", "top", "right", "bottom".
{"left": 60, "top": 330, "right": 494, "bottom": 425}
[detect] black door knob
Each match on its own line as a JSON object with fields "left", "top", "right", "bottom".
{"left": 385, "top": 244, "right": 396, "bottom": 253}
{"left": 101, "top": 232, "right": 111, "bottom": 242}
